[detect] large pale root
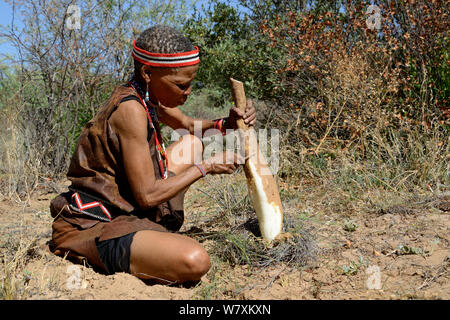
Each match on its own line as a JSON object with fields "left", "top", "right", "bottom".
{"left": 230, "top": 78, "right": 283, "bottom": 241}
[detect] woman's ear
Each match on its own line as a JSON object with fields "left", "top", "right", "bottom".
{"left": 140, "top": 66, "right": 151, "bottom": 85}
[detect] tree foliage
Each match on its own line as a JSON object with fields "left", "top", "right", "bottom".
{"left": 0, "top": 0, "right": 194, "bottom": 196}
{"left": 0, "top": 0, "right": 448, "bottom": 197}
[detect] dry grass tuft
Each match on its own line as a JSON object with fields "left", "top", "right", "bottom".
{"left": 0, "top": 235, "right": 40, "bottom": 299}
{"left": 185, "top": 174, "right": 318, "bottom": 270}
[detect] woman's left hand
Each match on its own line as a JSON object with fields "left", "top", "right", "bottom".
{"left": 227, "top": 99, "right": 256, "bottom": 130}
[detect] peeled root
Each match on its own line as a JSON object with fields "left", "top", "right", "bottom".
{"left": 230, "top": 77, "right": 284, "bottom": 242}
{"left": 245, "top": 153, "right": 283, "bottom": 241}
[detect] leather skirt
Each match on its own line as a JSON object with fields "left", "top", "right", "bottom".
{"left": 49, "top": 175, "right": 185, "bottom": 272}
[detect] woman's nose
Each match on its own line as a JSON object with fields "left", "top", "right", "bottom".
{"left": 184, "top": 86, "right": 192, "bottom": 96}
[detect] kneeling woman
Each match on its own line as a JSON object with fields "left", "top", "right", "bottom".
{"left": 49, "top": 25, "right": 256, "bottom": 284}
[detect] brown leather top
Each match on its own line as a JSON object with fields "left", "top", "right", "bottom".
{"left": 67, "top": 85, "right": 154, "bottom": 213}
{"left": 49, "top": 85, "right": 185, "bottom": 271}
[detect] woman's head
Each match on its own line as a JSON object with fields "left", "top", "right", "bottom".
{"left": 132, "top": 25, "right": 199, "bottom": 107}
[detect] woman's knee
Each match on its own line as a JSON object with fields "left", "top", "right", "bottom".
{"left": 181, "top": 134, "right": 203, "bottom": 161}
{"left": 179, "top": 246, "right": 210, "bottom": 280}
{"left": 169, "top": 134, "right": 203, "bottom": 168}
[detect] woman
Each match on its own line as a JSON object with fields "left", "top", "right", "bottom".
{"left": 49, "top": 25, "right": 256, "bottom": 284}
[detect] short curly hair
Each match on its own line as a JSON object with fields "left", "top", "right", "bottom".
{"left": 133, "top": 25, "right": 195, "bottom": 76}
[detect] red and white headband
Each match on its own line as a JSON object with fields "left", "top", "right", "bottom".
{"left": 132, "top": 40, "right": 200, "bottom": 67}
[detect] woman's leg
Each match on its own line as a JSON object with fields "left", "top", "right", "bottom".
{"left": 129, "top": 230, "right": 210, "bottom": 283}
{"left": 129, "top": 134, "right": 209, "bottom": 283}
{"left": 166, "top": 133, "right": 203, "bottom": 175}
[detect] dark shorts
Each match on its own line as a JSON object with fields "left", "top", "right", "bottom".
{"left": 95, "top": 232, "right": 137, "bottom": 275}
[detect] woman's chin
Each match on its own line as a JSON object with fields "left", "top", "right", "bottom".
{"left": 159, "top": 101, "right": 177, "bottom": 108}
{"left": 174, "top": 100, "right": 187, "bottom": 107}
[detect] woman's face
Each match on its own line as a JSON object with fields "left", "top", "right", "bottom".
{"left": 146, "top": 64, "right": 198, "bottom": 108}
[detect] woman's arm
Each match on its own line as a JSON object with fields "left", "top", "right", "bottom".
{"left": 156, "top": 105, "right": 215, "bottom": 135}
{"left": 109, "top": 100, "right": 242, "bottom": 211}
{"left": 156, "top": 100, "right": 257, "bottom": 135}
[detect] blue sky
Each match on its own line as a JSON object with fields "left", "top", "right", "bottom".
{"left": 0, "top": 0, "right": 246, "bottom": 57}
{"left": 0, "top": 1, "right": 20, "bottom": 56}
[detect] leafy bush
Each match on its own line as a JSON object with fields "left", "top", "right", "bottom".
{"left": 185, "top": 0, "right": 280, "bottom": 103}
{"left": 0, "top": 0, "right": 195, "bottom": 198}
{"left": 257, "top": 0, "right": 449, "bottom": 190}
{"left": 0, "top": 0, "right": 448, "bottom": 199}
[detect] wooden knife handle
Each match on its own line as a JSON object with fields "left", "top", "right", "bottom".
{"left": 230, "top": 78, "right": 248, "bottom": 131}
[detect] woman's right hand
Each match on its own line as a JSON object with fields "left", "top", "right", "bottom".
{"left": 201, "top": 151, "right": 244, "bottom": 175}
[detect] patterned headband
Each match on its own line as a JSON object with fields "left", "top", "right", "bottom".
{"left": 131, "top": 40, "right": 200, "bottom": 67}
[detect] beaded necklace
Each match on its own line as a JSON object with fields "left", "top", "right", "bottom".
{"left": 128, "top": 78, "right": 169, "bottom": 179}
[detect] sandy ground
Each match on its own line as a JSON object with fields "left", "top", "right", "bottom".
{"left": 0, "top": 176, "right": 448, "bottom": 300}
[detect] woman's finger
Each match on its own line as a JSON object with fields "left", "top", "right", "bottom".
{"left": 244, "top": 112, "right": 256, "bottom": 124}
{"left": 232, "top": 107, "right": 244, "bottom": 117}
{"left": 245, "top": 107, "right": 255, "bottom": 115}
{"left": 244, "top": 110, "right": 254, "bottom": 119}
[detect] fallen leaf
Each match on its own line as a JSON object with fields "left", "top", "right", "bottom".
{"left": 344, "top": 240, "right": 352, "bottom": 248}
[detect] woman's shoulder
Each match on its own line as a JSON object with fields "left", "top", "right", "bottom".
{"left": 119, "top": 95, "right": 142, "bottom": 105}
{"left": 108, "top": 84, "right": 146, "bottom": 121}
{"left": 109, "top": 95, "right": 149, "bottom": 138}
{"left": 103, "top": 84, "right": 137, "bottom": 106}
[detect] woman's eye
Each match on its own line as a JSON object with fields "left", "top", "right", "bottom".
{"left": 177, "top": 84, "right": 189, "bottom": 91}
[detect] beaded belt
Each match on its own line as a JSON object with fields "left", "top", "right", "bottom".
{"left": 68, "top": 188, "right": 119, "bottom": 222}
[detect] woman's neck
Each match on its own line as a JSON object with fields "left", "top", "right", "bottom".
{"left": 130, "top": 76, "right": 159, "bottom": 106}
